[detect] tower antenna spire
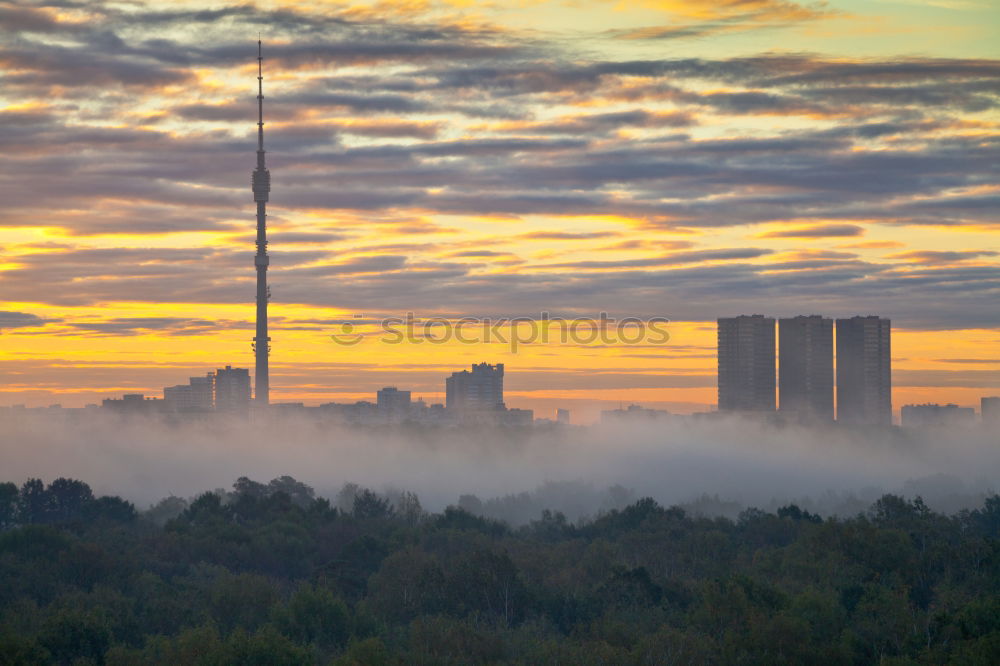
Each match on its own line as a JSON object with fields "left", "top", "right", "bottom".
{"left": 251, "top": 38, "right": 271, "bottom": 407}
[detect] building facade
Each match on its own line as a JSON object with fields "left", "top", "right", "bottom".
{"left": 982, "top": 396, "right": 1000, "bottom": 426}
{"left": 717, "top": 315, "right": 776, "bottom": 412}
{"left": 601, "top": 404, "right": 671, "bottom": 423}
{"left": 503, "top": 408, "right": 534, "bottom": 426}
{"left": 901, "top": 403, "right": 975, "bottom": 428}
{"left": 214, "top": 365, "right": 251, "bottom": 415}
{"left": 836, "top": 316, "right": 891, "bottom": 425}
{"left": 102, "top": 394, "right": 164, "bottom": 414}
{"left": 779, "top": 315, "right": 834, "bottom": 421}
{"left": 446, "top": 363, "right": 505, "bottom": 413}
{"left": 163, "top": 373, "right": 214, "bottom": 412}
{"left": 377, "top": 387, "right": 411, "bottom": 423}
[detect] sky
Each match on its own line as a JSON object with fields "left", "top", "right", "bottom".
{"left": 0, "top": 0, "right": 998, "bottom": 421}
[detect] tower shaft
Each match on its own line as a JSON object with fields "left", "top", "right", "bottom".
{"left": 251, "top": 40, "right": 271, "bottom": 406}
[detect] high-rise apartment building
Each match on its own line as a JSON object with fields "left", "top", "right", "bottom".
{"left": 215, "top": 365, "right": 251, "bottom": 415}
{"left": 779, "top": 315, "right": 833, "bottom": 421}
{"left": 163, "top": 373, "right": 214, "bottom": 412}
{"left": 377, "top": 387, "right": 411, "bottom": 423}
{"left": 982, "top": 396, "right": 1000, "bottom": 426}
{"left": 446, "top": 363, "right": 505, "bottom": 413}
{"left": 836, "top": 316, "right": 891, "bottom": 425}
{"left": 717, "top": 315, "right": 776, "bottom": 411}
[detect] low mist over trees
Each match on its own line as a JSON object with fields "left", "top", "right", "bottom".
{"left": 0, "top": 476, "right": 998, "bottom": 664}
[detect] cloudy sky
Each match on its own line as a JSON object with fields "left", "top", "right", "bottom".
{"left": 0, "top": 0, "right": 997, "bottom": 419}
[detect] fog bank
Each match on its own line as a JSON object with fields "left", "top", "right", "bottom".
{"left": 1, "top": 412, "right": 996, "bottom": 522}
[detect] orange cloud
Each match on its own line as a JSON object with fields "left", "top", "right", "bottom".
{"left": 757, "top": 224, "right": 865, "bottom": 238}
{"left": 614, "top": 0, "right": 835, "bottom": 39}
{"left": 839, "top": 241, "right": 906, "bottom": 249}
{"left": 632, "top": 0, "right": 830, "bottom": 21}
{"left": 886, "top": 250, "right": 998, "bottom": 264}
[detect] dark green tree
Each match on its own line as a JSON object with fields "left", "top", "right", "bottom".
{"left": 0, "top": 481, "right": 17, "bottom": 529}
{"left": 38, "top": 609, "right": 112, "bottom": 665}
{"left": 352, "top": 490, "right": 394, "bottom": 520}
{"left": 17, "top": 478, "right": 49, "bottom": 524}
{"left": 272, "top": 584, "right": 350, "bottom": 649}
{"left": 46, "top": 478, "right": 94, "bottom": 523}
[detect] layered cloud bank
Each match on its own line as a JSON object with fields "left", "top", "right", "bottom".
{"left": 0, "top": 0, "right": 997, "bottom": 408}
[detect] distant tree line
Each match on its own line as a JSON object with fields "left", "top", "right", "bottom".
{"left": 0, "top": 476, "right": 998, "bottom": 664}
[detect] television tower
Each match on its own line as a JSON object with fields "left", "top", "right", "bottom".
{"left": 251, "top": 39, "right": 271, "bottom": 406}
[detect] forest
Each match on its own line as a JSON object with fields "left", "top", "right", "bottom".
{"left": 0, "top": 475, "right": 998, "bottom": 665}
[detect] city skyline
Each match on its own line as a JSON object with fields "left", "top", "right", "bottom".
{"left": 56, "top": 316, "right": 996, "bottom": 426}
{"left": 39, "top": 353, "right": 1000, "bottom": 428}
{"left": 0, "top": 1, "right": 998, "bottom": 418}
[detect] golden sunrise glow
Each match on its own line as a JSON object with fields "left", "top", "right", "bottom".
{"left": 0, "top": 0, "right": 997, "bottom": 420}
